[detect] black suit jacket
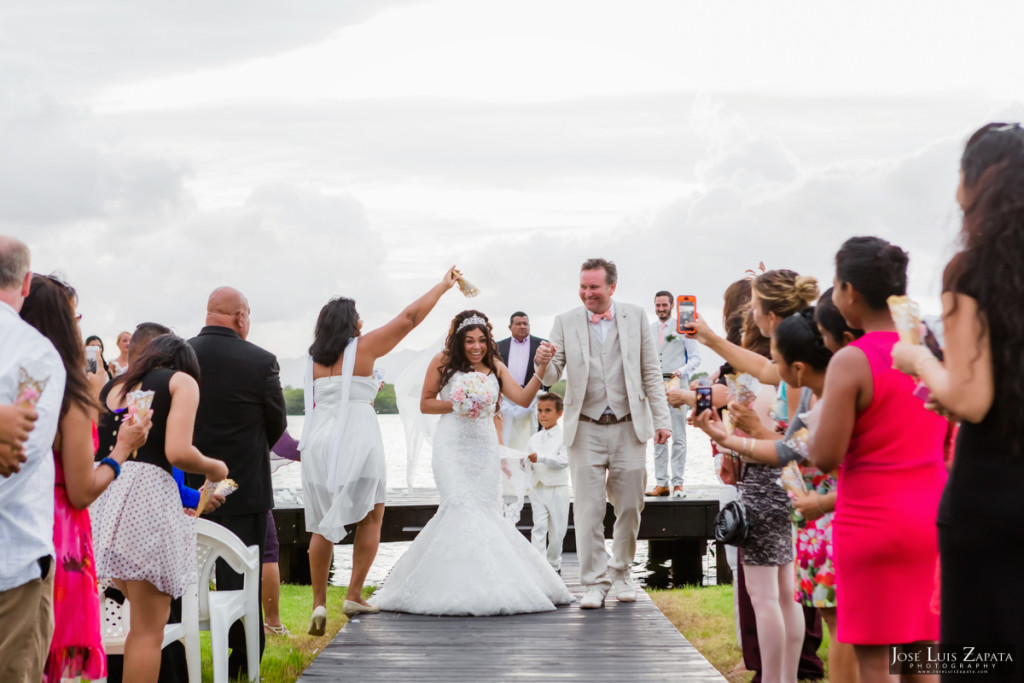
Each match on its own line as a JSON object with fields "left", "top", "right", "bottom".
{"left": 187, "top": 326, "right": 287, "bottom": 516}
{"left": 497, "top": 335, "right": 544, "bottom": 387}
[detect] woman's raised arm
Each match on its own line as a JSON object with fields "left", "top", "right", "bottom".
{"left": 358, "top": 267, "right": 460, "bottom": 367}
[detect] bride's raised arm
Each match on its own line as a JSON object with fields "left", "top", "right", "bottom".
{"left": 495, "top": 359, "right": 548, "bottom": 408}
{"left": 419, "top": 353, "right": 453, "bottom": 415}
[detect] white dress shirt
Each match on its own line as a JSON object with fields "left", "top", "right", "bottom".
{"left": 0, "top": 301, "right": 66, "bottom": 591}
{"left": 589, "top": 302, "right": 615, "bottom": 344}
{"left": 507, "top": 336, "right": 530, "bottom": 387}
{"left": 524, "top": 423, "right": 569, "bottom": 487}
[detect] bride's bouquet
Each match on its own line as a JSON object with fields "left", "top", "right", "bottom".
{"left": 450, "top": 372, "right": 497, "bottom": 419}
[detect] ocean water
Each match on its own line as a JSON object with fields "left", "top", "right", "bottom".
{"left": 274, "top": 414, "right": 723, "bottom": 588}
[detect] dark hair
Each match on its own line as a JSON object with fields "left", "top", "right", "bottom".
{"left": 130, "top": 322, "right": 172, "bottom": 361}
{"left": 774, "top": 308, "right": 833, "bottom": 372}
{"left": 654, "top": 290, "right": 673, "bottom": 302}
{"left": 310, "top": 297, "right": 359, "bottom": 367}
{"left": 20, "top": 274, "right": 97, "bottom": 417}
{"left": 580, "top": 258, "right": 617, "bottom": 285}
{"left": 440, "top": 310, "right": 503, "bottom": 396}
{"left": 835, "top": 236, "right": 909, "bottom": 310}
{"left": 815, "top": 288, "right": 864, "bottom": 343}
{"left": 722, "top": 279, "right": 752, "bottom": 346}
{"left": 112, "top": 334, "right": 200, "bottom": 396}
{"left": 509, "top": 311, "right": 528, "bottom": 325}
{"left": 537, "top": 392, "right": 563, "bottom": 412}
{"left": 753, "top": 269, "right": 819, "bottom": 318}
{"left": 944, "top": 122, "right": 1024, "bottom": 455}
{"left": 960, "top": 123, "right": 1024, "bottom": 196}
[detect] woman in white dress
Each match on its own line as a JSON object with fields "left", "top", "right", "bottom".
{"left": 301, "top": 267, "right": 460, "bottom": 634}
{"left": 371, "top": 310, "right": 572, "bottom": 616}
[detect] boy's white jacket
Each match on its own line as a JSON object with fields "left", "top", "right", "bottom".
{"left": 524, "top": 424, "right": 569, "bottom": 487}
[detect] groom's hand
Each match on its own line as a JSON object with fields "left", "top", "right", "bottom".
{"left": 654, "top": 429, "right": 671, "bottom": 445}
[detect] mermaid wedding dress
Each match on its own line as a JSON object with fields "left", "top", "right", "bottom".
{"left": 372, "top": 371, "right": 571, "bottom": 615}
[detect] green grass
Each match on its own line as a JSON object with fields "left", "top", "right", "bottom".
{"left": 198, "top": 584, "right": 371, "bottom": 683}
{"left": 648, "top": 584, "right": 830, "bottom": 683}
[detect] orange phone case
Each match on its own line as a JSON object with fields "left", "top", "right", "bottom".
{"left": 677, "top": 295, "right": 697, "bottom": 335}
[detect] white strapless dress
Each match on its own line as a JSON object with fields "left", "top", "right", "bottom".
{"left": 301, "top": 374, "right": 386, "bottom": 543}
{"left": 372, "top": 372, "right": 571, "bottom": 615}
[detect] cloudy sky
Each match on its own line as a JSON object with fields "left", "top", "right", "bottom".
{"left": 5, "top": 1, "right": 1023, "bottom": 385}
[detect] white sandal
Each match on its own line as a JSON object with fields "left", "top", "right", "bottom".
{"left": 264, "top": 622, "right": 291, "bottom": 636}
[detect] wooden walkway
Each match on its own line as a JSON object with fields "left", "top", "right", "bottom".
{"left": 298, "top": 553, "right": 726, "bottom": 682}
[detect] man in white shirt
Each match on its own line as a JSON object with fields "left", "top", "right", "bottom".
{"left": 496, "top": 311, "right": 544, "bottom": 449}
{"left": 648, "top": 291, "right": 702, "bottom": 497}
{"left": 523, "top": 393, "right": 570, "bottom": 573}
{"left": 0, "top": 236, "right": 67, "bottom": 682}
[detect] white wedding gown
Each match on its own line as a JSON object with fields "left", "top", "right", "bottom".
{"left": 372, "top": 371, "right": 572, "bottom": 615}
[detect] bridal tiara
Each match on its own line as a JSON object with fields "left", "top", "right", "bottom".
{"left": 456, "top": 314, "right": 488, "bottom": 334}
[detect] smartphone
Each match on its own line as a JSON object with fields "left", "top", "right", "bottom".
{"left": 695, "top": 386, "right": 712, "bottom": 414}
{"left": 85, "top": 345, "right": 99, "bottom": 374}
{"left": 677, "top": 295, "right": 697, "bottom": 335}
{"left": 922, "top": 322, "right": 944, "bottom": 362}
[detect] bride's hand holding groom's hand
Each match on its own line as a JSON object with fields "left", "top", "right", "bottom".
{"left": 534, "top": 341, "right": 556, "bottom": 376}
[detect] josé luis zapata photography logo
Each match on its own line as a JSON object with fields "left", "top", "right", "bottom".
{"left": 890, "top": 644, "right": 1016, "bottom": 676}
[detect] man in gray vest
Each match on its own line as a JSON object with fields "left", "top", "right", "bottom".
{"left": 537, "top": 258, "right": 671, "bottom": 609}
{"left": 647, "top": 290, "right": 702, "bottom": 497}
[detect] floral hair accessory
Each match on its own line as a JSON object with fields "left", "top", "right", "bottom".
{"left": 744, "top": 261, "right": 767, "bottom": 280}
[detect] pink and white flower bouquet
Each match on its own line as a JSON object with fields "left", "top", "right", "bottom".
{"left": 450, "top": 372, "right": 497, "bottom": 419}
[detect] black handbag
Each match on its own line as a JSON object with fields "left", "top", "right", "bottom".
{"left": 714, "top": 500, "right": 749, "bottom": 546}
{"left": 714, "top": 456, "right": 749, "bottom": 546}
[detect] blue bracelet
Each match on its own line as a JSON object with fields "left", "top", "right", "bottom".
{"left": 99, "top": 457, "right": 121, "bottom": 479}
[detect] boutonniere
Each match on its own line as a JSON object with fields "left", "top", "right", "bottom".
{"left": 665, "top": 333, "right": 679, "bottom": 343}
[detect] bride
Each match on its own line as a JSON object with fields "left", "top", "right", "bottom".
{"left": 372, "top": 310, "right": 572, "bottom": 615}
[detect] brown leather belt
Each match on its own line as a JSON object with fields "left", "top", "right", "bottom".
{"left": 579, "top": 413, "right": 632, "bottom": 425}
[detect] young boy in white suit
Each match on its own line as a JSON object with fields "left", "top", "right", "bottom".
{"left": 524, "top": 393, "right": 570, "bottom": 574}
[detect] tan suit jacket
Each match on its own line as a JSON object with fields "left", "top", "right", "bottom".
{"left": 541, "top": 302, "right": 671, "bottom": 447}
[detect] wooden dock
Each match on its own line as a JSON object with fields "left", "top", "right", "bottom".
{"left": 273, "top": 485, "right": 729, "bottom": 586}
{"left": 298, "top": 553, "right": 726, "bottom": 682}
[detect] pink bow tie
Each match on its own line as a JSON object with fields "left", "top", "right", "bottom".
{"left": 589, "top": 310, "right": 613, "bottom": 325}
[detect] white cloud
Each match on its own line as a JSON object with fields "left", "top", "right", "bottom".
{"left": 3, "top": 0, "right": 1024, "bottom": 389}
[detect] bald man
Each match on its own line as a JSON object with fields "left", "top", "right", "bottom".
{"left": 187, "top": 287, "right": 286, "bottom": 679}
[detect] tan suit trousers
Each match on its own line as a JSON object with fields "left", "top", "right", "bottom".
{"left": 0, "top": 559, "right": 54, "bottom": 683}
{"left": 569, "top": 419, "right": 646, "bottom": 593}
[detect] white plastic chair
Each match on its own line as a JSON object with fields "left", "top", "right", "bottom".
{"left": 100, "top": 581, "right": 201, "bottom": 683}
{"left": 196, "top": 518, "right": 262, "bottom": 683}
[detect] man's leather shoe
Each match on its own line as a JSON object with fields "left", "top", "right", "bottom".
{"left": 646, "top": 485, "right": 670, "bottom": 497}
{"left": 579, "top": 589, "right": 606, "bottom": 609}
{"left": 671, "top": 485, "right": 684, "bottom": 498}
{"left": 611, "top": 577, "right": 637, "bottom": 602}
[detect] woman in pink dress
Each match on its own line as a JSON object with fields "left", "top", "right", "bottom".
{"left": 19, "top": 275, "right": 152, "bottom": 682}
{"left": 811, "top": 236, "right": 948, "bottom": 682}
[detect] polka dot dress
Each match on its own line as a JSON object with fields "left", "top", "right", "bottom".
{"left": 91, "top": 461, "right": 196, "bottom": 598}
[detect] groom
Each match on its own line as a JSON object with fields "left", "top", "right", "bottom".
{"left": 537, "top": 258, "right": 671, "bottom": 609}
